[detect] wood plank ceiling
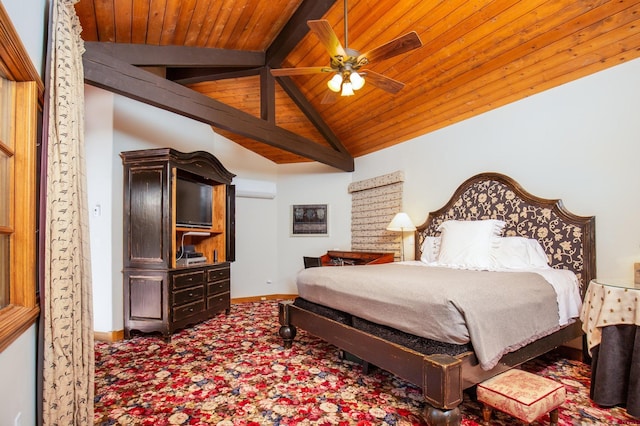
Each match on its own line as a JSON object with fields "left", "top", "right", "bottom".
{"left": 75, "top": 0, "right": 640, "bottom": 171}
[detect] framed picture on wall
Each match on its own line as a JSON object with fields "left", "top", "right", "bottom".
{"left": 291, "top": 204, "right": 329, "bottom": 236}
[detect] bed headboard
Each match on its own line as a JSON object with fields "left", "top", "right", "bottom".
{"left": 415, "top": 172, "right": 596, "bottom": 292}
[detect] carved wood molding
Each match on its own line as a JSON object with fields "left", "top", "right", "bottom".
{"left": 0, "top": 0, "right": 41, "bottom": 354}
{"left": 0, "top": 3, "right": 44, "bottom": 100}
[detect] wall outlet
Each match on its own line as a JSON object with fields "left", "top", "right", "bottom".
{"left": 635, "top": 263, "right": 640, "bottom": 285}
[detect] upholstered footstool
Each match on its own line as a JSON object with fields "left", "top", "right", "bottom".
{"left": 477, "top": 369, "right": 566, "bottom": 425}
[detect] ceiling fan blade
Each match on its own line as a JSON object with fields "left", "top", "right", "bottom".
{"left": 321, "top": 90, "right": 338, "bottom": 104}
{"left": 308, "top": 19, "right": 347, "bottom": 59}
{"left": 357, "top": 31, "right": 423, "bottom": 64}
{"left": 361, "top": 69, "right": 405, "bottom": 94}
{"left": 270, "top": 67, "right": 332, "bottom": 77}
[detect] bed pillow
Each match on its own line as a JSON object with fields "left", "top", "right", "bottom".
{"left": 420, "top": 236, "right": 441, "bottom": 263}
{"left": 492, "top": 236, "right": 550, "bottom": 269}
{"left": 436, "top": 219, "right": 506, "bottom": 269}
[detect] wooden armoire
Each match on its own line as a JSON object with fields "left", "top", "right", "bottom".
{"left": 120, "top": 148, "right": 235, "bottom": 340}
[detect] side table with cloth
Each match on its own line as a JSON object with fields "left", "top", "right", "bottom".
{"left": 580, "top": 279, "right": 640, "bottom": 418}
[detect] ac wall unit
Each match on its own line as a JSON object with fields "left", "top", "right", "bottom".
{"left": 233, "top": 178, "right": 277, "bottom": 199}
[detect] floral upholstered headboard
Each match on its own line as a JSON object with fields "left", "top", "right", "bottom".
{"left": 415, "top": 172, "right": 596, "bottom": 293}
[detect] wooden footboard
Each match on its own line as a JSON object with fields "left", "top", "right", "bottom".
{"left": 278, "top": 300, "right": 583, "bottom": 426}
{"left": 279, "top": 300, "right": 465, "bottom": 423}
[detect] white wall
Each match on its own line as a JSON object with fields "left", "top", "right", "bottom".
{"left": 276, "top": 163, "right": 353, "bottom": 293}
{"left": 3, "top": 0, "right": 46, "bottom": 75}
{"left": 85, "top": 85, "right": 116, "bottom": 332}
{"left": 0, "top": 0, "right": 46, "bottom": 424}
{"left": 0, "top": 326, "right": 38, "bottom": 426}
{"left": 354, "top": 57, "right": 640, "bottom": 282}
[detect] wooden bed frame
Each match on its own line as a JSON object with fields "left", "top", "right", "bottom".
{"left": 278, "top": 172, "right": 596, "bottom": 425}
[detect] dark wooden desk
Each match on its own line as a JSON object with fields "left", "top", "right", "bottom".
{"left": 319, "top": 250, "right": 394, "bottom": 266}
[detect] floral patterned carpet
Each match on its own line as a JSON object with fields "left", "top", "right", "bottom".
{"left": 95, "top": 301, "right": 640, "bottom": 425}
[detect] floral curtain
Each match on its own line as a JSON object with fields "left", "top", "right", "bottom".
{"left": 42, "top": 0, "right": 94, "bottom": 424}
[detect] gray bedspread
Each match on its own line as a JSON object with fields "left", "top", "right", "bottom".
{"left": 296, "top": 263, "right": 562, "bottom": 370}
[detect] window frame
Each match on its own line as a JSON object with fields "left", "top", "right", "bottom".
{"left": 0, "top": 3, "right": 43, "bottom": 353}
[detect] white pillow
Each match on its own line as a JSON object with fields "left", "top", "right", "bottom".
{"left": 492, "top": 237, "right": 550, "bottom": 269}
{"left": 420, "top": 236, "right": 441, "bottom": 263}
{"left": 436, "top": 219, "right": 506, "bottom": 269}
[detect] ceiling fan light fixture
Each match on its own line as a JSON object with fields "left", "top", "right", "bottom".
{"left": 349, "top": 71, "right": 365, "bottom": 90}
{"left": 272, "top": 0, "right": 423, "bottom": 102}
{"left": 327, "top": 73, "right": 343, "bottom": 92}
{"left": 341, "top": 81, "right": 355, "bottom": 96}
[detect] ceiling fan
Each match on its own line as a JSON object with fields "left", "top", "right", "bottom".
{"left": 270, "top": 0, "right": 423, "bottom": 101}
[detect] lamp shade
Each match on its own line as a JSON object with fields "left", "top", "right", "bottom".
{"left": 350, "top": 71, "right": 365, "bottom": 90}
{"left": 386, "top": 212, "right": 416, "bottom": 231}
{"left": 327, "top": 73, "right": 343, "bottom": 92}
{"left": 341, "top": 81, "right": 355, "bottom": 96}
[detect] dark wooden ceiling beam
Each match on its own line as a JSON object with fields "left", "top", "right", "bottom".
{"left": 84, "top": 41, "right": 264, "bottom": 67}
{"left": 266, "top": 0, "right": 337, "bottom": 67}
{"left": 167, "top": 67, "right": 262, "bottom": 85}
{"left": 275, "top": 74, "right": 350, "bottom": 156}
{"left": 82, "top": 1, "right": 351, "bottom": 169}
{"left": 260, "top": 68, "right": 276, "bottom": 124}
{"left": 83, "top": 46, "right": 354, "bottom": 172}
{"left": 262, "top": 0, "right": 350, "bottom": 159}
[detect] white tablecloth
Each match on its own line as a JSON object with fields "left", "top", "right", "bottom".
{"left": 580, "top": 280, "right": 640, "bottom": 355}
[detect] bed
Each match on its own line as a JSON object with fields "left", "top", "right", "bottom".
{"left": 277, "top": 172, "right": 596, "bottom": 426}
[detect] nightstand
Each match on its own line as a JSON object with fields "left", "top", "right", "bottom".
{"left": 580, "top": 279, "right": 640, "bottom": 418}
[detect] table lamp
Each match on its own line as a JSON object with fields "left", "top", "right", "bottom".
{"left": 386, "top": 212, "right": 416, "bottom": 261}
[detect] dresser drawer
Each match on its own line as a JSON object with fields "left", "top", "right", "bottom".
{"left": 208, "top": 292, "right": 230, "bottom": 312}
{"left": 173, "top": 285, "right": 204, "bottom": 307}
{"left": 172, "top": 270, "right": 205, "bottom": 289}
{"left": 207, "top": 266, "right": 230, "bottom": 282}
{"left": 173, "top": 300, "right": 206, "bottom": 322}
{"left": 207, "top": 280, "right": 230, "bottom": 296}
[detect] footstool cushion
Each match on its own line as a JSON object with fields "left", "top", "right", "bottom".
{"left": 477, "top": 369, "right": 566, "bottom": 424}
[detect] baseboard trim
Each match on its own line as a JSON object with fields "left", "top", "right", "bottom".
{"left": 94, "top": 329, "right": 124, "bottom": 343}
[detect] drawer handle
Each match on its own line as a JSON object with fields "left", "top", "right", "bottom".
{"left": 189, "top": 307, "right": 194, "bottom": 312}
{"left": 188, "top": 292, "right": 194, "bottom": 297}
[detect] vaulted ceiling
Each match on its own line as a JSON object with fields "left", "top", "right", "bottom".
{"left": 75, "top": 0, "right": 640, "bottom": 172}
